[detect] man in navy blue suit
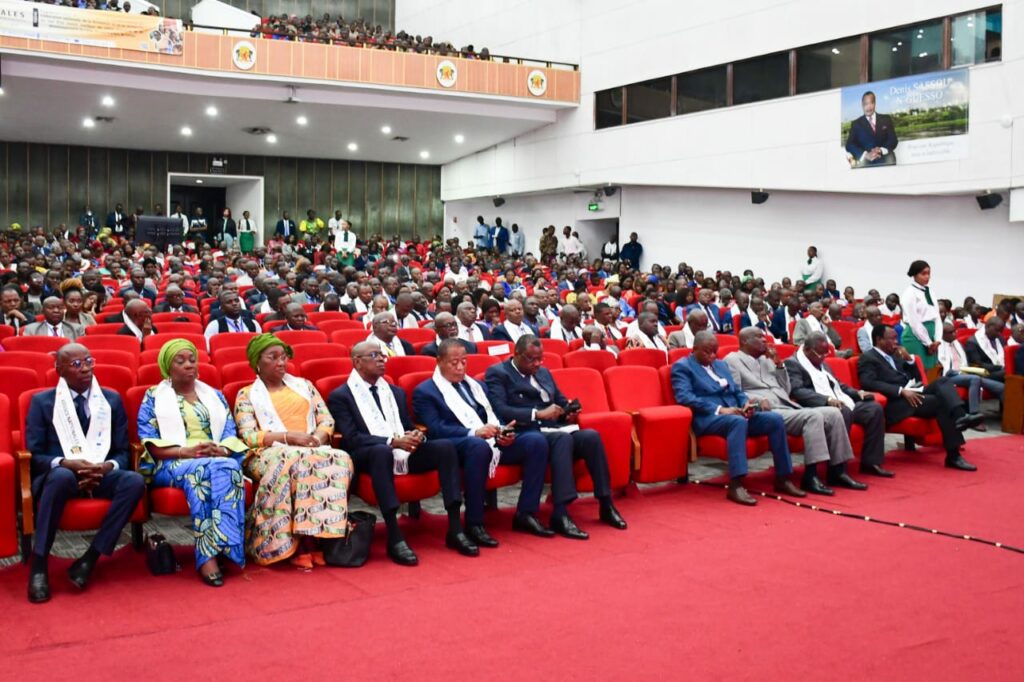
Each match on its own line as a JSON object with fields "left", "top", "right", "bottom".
{"left": 671, "top": 331, "right": 803, "bottom": 506}
{"left": 845, "top": 90, "right": 898, "bottom": 167}
{"left": 327, "top": 342, "right": 478, "bottom": 566}
{"left": 25, "top": 343, "right": 145, "bottom": 603}
{"left": 686, "top": 288, "right": 723, "bottom": 333}
{"left": 420, "top": 312, "right": 477, "bottom": 357}
{"left": 484, "top": 335, "right": 627, "bottom": 538}
{"left": 413, "top": 338, "right": 553, "bottom": 543}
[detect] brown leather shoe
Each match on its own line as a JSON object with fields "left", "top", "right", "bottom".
{"left": 774, "top": 478, "right": 807, "bottom": 498}
{"left": 726, "top": 484, "right": 757, "bottom": 506}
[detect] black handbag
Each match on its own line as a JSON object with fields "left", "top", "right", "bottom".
{"left": 145, "top": 534, "right": 180, "bottom": 576}
{"left": 321, "top": 511, "right": 376, "bottom": 568}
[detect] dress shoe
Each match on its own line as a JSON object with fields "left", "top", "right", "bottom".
{"left": 387, "top": 540, "right": 419, "bottom": 566}
{"left": 550, "top": 515, "right": 589, "bottom": 540}
{"left": 955, "top": 413, "right": 985, "bottom": 431}
{"left": 27, "top": 572, "right": 50, "bottom": 604}
{"left": 726, "top": 484, "right": 757, "bottom": 506}
{"left": 945, "top": 454, "right": 977, "bottom": 472}
{"left": 599, "top": 504, "right": 628, "bottom": 530}
{"left": 800, "top": 476, "right": 834, "bottom": 496}
{"left": 774, "top": 478, "right": 807, "bottom": 498}
{"left": 827, "top": 472, "right": 868, "bottom": 491}
{"left": 445, "top": 531, "right": 479, "bottom": 557}
{"left": 67, "top": 555, "right": 97, "bottom": 591}
{"left": 860, "top": 463, "right": 895, "bottom": 478}
{"left": 198, "top": 570, "right": 224, "bottom": 587}
{"left": 466, "top": 525, "right": 499, "bottom": 548}
{"left": 512, "top": 513, "right": 555, "bottom": 538}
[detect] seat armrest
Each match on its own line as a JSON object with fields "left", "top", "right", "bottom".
{"left": 15, "top": 450, "right": 34, "bottom": 535}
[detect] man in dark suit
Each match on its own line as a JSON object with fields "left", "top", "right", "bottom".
{"left": 327, "top": 342, "right": 478, "bottom": 565}
{"left": 1013, "top": 324, "right": 1024, "bottom": 375}
{"left": 274, "top": 210, "right": 296, "bottom": 239}
{"left": 421, "top": 312, "right": 477, "bottom": 357}
{"left": 963, "top": 317, "right": 1007, "bottom": 385}
{"left": 24, "top": 343, "right": 145, "bottom": 603}
{"left": 117, "top": 299, "right": 158, "bottom": 348}
{"left": 413, "top": 338, "right": 553, "bottom": 542}
{"left": 118, "top": 268, "right": 157, "bottom": 305}
{"left": 685, "top": 288, "right": 722, "bottom": 333}
{"left": 489, "top": 299, "right": 534, "bottom": 343}
{"left": 786, "top": 331, "right": 892, "bottom": 477}
{"left": 671, "top": 331, "right": 802, "bottom": 505}
{"left": 153, "top": 285, "right": 199, "bottom": 314}
{"left": 105, "top": 202, "right": 127, "bottom": 237}
{"left": 367, "top": 313, "right": 416, "bottom": 356}
{"left": 845, "top": 90, "right": 898, "bottom": 167}
{"left": 857, "top": 324, "right": 981, "bottom": 471}
{"left": 484, "top": 335, "right": 627, "bottom": 537}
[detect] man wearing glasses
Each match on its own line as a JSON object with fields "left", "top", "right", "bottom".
{"left": 23, "top": 344, "right": 145, "bottom": 603}
{"left": 421, "top": 312, "right": 477, "bottom": 357}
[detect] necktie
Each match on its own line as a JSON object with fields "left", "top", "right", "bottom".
{"left": 368, "top": 385, "right": 385, "bottom": 416}
{"left": 922, "top": 286, "right": 933, "bottom": 306}
{"left": 457, "top": 382, "right": 486, "bottom": 421}
{"left": 705, "top": 306, "right": 719, "bottom": 331}
{"left": 869, "top": 116, "right": 876, "bottom": 132}
{"left": 74, "top": 394, "right": 90, "bottom": 432}
{"left": 51, "top": 324, "right": 60, "bottom": 337}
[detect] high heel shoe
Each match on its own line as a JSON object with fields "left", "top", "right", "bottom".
{"left": 311, "top": 551, "right": 326, "bottom": 567}
{"left": 198, "top": 569, "right": 224, "bottom": 587}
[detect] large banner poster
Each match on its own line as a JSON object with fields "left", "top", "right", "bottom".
{"left": 841, "top": 69, "right": 969, "bottom": 169}
{"left": 0, "top": 0, "right": 183, "bottom": 54}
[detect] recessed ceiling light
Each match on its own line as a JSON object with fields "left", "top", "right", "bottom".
{"left": 381, "top": 125, "right": 392, "bottom": 134}
{"left": 296, "top": 115, "right": 308, "bottom": 126}
{"left": 454, "top": 134, "right": 465, "bottom": 143}
{"left": 195, "top": 179, "right": 204, "bottom": 184}
{"left": 0, "top": 87, "right": 4, "bottom": 96}
{"left": 830, "top": 48, "right": 840, "bottom": 55}
{"left": 347, "top": 142, "right": 358, "bottom": 151}
{"left": 82, "top": 118, "right": 96, "bottom": 128}
{"left": 918, "top": 52, "right": 928, "bottom": 58}
{"left": 101, "top": 95, "right": 115, "bottom": 107}
{"left": 181, "top": 126, "right": 192, "bottom": 136}
{"left": 266, "top": 134, "right": 278, "bottom": 144}
{"left": 419, "top": 150, "right": 430, "bottom": 159}
{"left": 892, "top": 46, "right": 898, "bottom": 52}
{"left": 205, "top": 105, "right": 218, "bottom": 117}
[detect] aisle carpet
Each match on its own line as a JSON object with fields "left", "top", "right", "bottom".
{"left": 3, "top": 436, "right": 1023, "bottom": 681}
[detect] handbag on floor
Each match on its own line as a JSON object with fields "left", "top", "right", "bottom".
{"left": 145, "top": 533, "right": 180, "bottom": 575}
{"left": 321, "top": 511, "right": 376, "bottom": 568}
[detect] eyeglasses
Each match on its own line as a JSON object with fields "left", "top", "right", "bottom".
{"left": 356, "top": 351, "right": 385, "bottom": 360}
{"left": 67, "top": 357, "right": 96, "bottom": 370}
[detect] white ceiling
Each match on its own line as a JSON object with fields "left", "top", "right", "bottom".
{"left": 0, "top": 52, "right": 570, "bottom": 165}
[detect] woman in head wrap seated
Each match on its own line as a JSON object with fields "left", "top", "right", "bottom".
{"left": 137, "top": 338, "right": 247, "bottom": 587}
{"left": 233, "top": 334, "right": 353, "bottom": 570}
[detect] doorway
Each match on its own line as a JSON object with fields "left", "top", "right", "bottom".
{"left": 169, "top": 184, "right": 225, "bottom": 245}
{"left": 574, "top": 218, "right": 619, "bottom": 262}
{"left": 166, "top": 173, "right": 265, "bottom": 247}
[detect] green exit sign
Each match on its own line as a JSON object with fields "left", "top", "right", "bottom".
{"left": 587, "top": 202, "right": 601, "bottom": 212}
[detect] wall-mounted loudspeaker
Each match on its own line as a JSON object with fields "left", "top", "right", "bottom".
{"left": 493, "top": 197, "right": 505, "bottom": 207}
{"left": 976, "top": 193, "right": 1003, "bottom": 210}
{"left": 751, "top": 191, "right": 770, "bottom": 205}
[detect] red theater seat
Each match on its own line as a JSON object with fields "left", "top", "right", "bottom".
{"left": 152, "top": 312, "right": 201, "bottom": 325}
{"left": 562, "top": 350, "right": 616, "bottom": 373}
{"left": 396, "top": 371, "right": 434, "bottom": 416}
{"left": 617, "top": 347, "right": 668, "bottom": 369}
{"left": 397, "top": 327, "right": 434, "bottom": 345}
{"left": 85, "top": 323, "right": 126, "bottom": 335}
{"left": 208, "top": 332, "right": 259, "bottom": 356}
{"left": 331, "top": 329, "right": 372, "bottom": 347}
{"left": 155, "top": 322, "right": 204, "bottom": 336}
{"left": 540, "top": 338, "right": 570, "bottom": 356}
{"left": 290, "top": 343, "right": 348, "bottom": 370}
{"left": 385, "top": 356, "right": 437, "bottom": 382}
{"left": 88, "top": 349, "right": 139, "bottom": 376}
{"left": 143, "top": 334, "right": 208, "bottom": 353}
{"left": 140, "top": 348, "right": 210, "bottom": 365}
{"left": 274, "top": 330, "right": 328, "bottom": 346}
{"left": 138, "top": 363, "right": 221, "bottom": 390}
{"left": 3, "top": 336, "right": 69, "bottom": 353}
{"left": 301, "top": 357, "right": 354, "bottom": 381}
{"left": 80, "top": 334, "right": 143, "bottom": 357}
{"left": 465, "top": 354, "right": 499, "bottom": 376}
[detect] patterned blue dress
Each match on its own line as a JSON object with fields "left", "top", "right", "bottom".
{"left": 138, "top": 388, "right": 247, "bottom": 570}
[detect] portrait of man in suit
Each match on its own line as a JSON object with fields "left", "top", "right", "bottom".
{"left": 845, "top": 90, "right": 898, "bottom": 167}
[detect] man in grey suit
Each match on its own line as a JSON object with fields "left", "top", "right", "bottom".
{"left": 792, "top": 302, "right": 853, "bottom": 358}
{"left": 724, "top": 328, "right": 866, "bottom": 495}
{"left": 22, "top": 297, "right": 82, "bottom": 341}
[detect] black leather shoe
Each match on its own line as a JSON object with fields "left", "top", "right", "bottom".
{"left": 67, "top": 555, "right": 97, "bottom": 591}
{"left": 512, "top": 513, "right": 555, "bottom": 538}
{"left": 955, "top": 413, "right": 985, "bottom": 431}
{"left": 387, "top": 540, "right": 419, "bottom": 566}
{"left": 726, "top": 484, "right": 757, "bottom": 506}
{"left": 827, "top": 472, "right": 868, "bottom": 491}
{"left": 774, "top": 478, "right": 807, "bottom": 498}
{"left": 945, "top": 455, "right": 977, "bottom": 472}
{"left": 599, "top": 505, "right": 628, "bottom": 530}
{"left": 445, "top": 532, "right": 479, "bottom": 557}
{"left": 550, "top": 515, "right": 589, "bottom": 540}
{"left": 466, "top": 525, "right": 499, "bottom": 548}
{"left": 28, "top": 572, "right": 50, "bottom": 604}
{"left": 860, "top": 463, "right": 895, "bottom": 478}
{"left": 198, "top": 570, "right": 224, "bottom": 588}
{"left": 801, "top": 476, "right": 834, "bottom": 496}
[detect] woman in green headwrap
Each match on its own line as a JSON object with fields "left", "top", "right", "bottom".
{"left": 137, "top": 338, "right": 248, "bottom": 587}
{"left": 233, "top": 334, "right": 353, "bottom": 569}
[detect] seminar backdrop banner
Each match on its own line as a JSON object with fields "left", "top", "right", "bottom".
{"left": 0, "top": 0, "right": 183, "bottom": 54}
{"left": 841, "top": 69, "right": 969, "bottom": 169}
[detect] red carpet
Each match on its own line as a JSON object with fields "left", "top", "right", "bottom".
{"left": 3, "top": 436, "right": 1023, "bottom": 681}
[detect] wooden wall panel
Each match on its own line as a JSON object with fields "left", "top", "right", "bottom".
{"left": 364, "top": 161, "right": 382, "bottom": 235}
{"left": 279, "top": 157, "right": 299, "bottom": 217}
{"left": 127, "top": 149, "right": 152, "bottom": 213}
{"left": 27, "top": 144, "right": 48, "bottom": 228}
{"left": 397, "top": 164, "right": 415, "bottom": 236}
{"left": 262, "top": 156, "right": 281, "bottom": 224}
{"left": 107, "top": 148, "right": 128, "bottom": 211}
{"left": 331, "top": 160, "right": 350, "bottom": 221}
{"left": 381, "top": 163, "right": 399, "bottom": 235}
{"left": 151, "top": 152, "right": 168, "bottom": 211}
{"left": 347, "top": 160, "right": 365, "bottom": 237}
{"left": 294, "top": 157, "right": 315, "bottom": 216}
{"left": 414, "top": 164, "right": 431, "bottom": 237}
{"left": 68, "top": 146, "right": 90, "bottom": 219}
{"left": 0, "top": 143, "right": 8, "bottom": 229}
{"left": 87, "top": 147, "right": 106, "bottom": 212}
{"left": 314, "top": 159, "right": 332, "bottom": 215}
{"left": 49, "top": 145, "right": 70, "bottom": 227}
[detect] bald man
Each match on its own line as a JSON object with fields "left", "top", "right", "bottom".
{"left": 117, "top": 299, "right": 157, "bottom": 346}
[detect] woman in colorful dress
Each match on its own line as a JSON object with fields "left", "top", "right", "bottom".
{"left": 233, "top": 334, "right": 353, "bottom": 570}
{"left": 138, "top": 338, "right": 247, "bottom": 587}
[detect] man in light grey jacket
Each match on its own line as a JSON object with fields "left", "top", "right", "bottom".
{"left": 21, "top": 297, "right": 82, "bottom": 341}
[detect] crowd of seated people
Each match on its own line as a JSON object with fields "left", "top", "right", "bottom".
{"left": 2, "top": 208, "right": 1021, "bottom": 604}
{"left": 23, "top": 0, "right": 160, "bottom": 15}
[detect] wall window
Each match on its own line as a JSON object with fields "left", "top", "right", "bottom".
{"left": 951, "top": 8, "right": 1002, "bottom": 66}
{"left": 677, "top": 65, "right": 727, "bottom": 114}
{"left": 733, "top": 52, "right": 789, "bottom": 105}
{"left": 796, "top": 36, "right": 861, "bottom": 94}
{"left": 870, "top": 19, "right": 943, "bottom": 81}
{"left": 626, "top": 77, "right": 673, "bottom": 123}
{"left": 595, "top": 88, "right": 623, "bottom": 129}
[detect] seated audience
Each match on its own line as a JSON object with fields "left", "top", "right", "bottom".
{"left": 489, "top": 298, "right": 533, "bottom": 343}
{"left": 667, "top": 308, "right": 707, "bottom": 349}
{"left": 366, "top": 312, "right": 414, "bottom": 356}
{"left": 118, "top": 298, "right": 157, "bottom": 346}
{"left": 548, "top": 304, "right": 583, "bottom": 341}
{"left": 119, "top": 268, "right": 156, "bottom": 305}
{"left": 963, "top": 317, "right": 1008, "bottom": 391}
{"left": 154, "top": 285, "right": 198, "bottom": 314}
{"left": 581, "top": 325, "right": 617, "bottom": 354}
{"left": 937, "top": 322, "right": 1003, "bottom": 422}
{"left": 61, "top": 281, "right": 96, "bottom": 328}
{"left": 455, "top": 301, "right": 489, "bottom": 342}
{"left": 204, "top": 290, "right": 261, "bottom": 343}
{"left": 421, "top": 311, "right": 476, "bottom": 357}
{"left": 22, "top": 296, "right": 81, "bottom": 340}
{"left": 625, "top": 311, "right": 669, "bottom": 352}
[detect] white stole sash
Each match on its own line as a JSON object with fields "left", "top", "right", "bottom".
{"left": 52, "top": 377, "right": 112, "bottom": 465}
{"left": 502, "top": 320, "right": 527, "bottom": 342}
{"left": 248, "top": 374, "right": 316, "bottom": 434}
{"left": 633, "top": 331, "right": 668, "bottom": 352}
{"left": 123, "top": 314, "right": 144, "bottom": 341}
{"left": 153, "top": 380, "right": 227, "bottom": 446}
{"left": 431, "top": 368, "right": 501, "bottom": 477}
{"left": 346, "top": 373, "right": 412, "bottom": 474}
{"left": 797, "top": 347, "right": 854, "bottom": 409}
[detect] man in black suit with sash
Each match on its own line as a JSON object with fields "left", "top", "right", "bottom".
{"left": 420, "top": 312, "right": 477, "bottom": 357}
{"left": 484, "top": 335, "right": 626, "bottom": 539}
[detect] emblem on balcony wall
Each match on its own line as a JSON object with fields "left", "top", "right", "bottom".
{"left": 232, "top": 41, "right": 257, "bottom": 70}
{"left": 436, "top": 60, "right": 458, "bottom": 88}
{"left": 527, "top": 70, "right": 548, "bottom": 96}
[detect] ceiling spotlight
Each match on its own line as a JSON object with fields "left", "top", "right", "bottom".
{"left": 454, "top": 134, "right": 465, "bottom": 144}
{"left": 918, "top": 52, "right": 929, "bottom": 58}
{"left": 296, "top": 115, "right": 308, "bottom": 126}
{"left": 180, "top": 126, "right": 192, "bottom": 136}
{"left": 82, "top": 118, "right": 96, "bottom": 128}
{"left": 419, "top": 150, "right": 430, "bottom": 159}
{"left": 195, "top": 179, "right": 204, "bottom": 184}
{"left": 381, "top": 125, "right": 392, "bottom": 134}
{"left": 347, "top": 142, "right": 358, "bottom": 152}
{"left": 101, "top": 95, "right": 115, "bottom": 107}
{"left": 205, "top": 105, "right": 218, "bottom": 117}
{"left": 831, "top": 48, "right": 840, "bottom": 55}
{"left": 266, "top": 134, "right": 278, "bottom": 144}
